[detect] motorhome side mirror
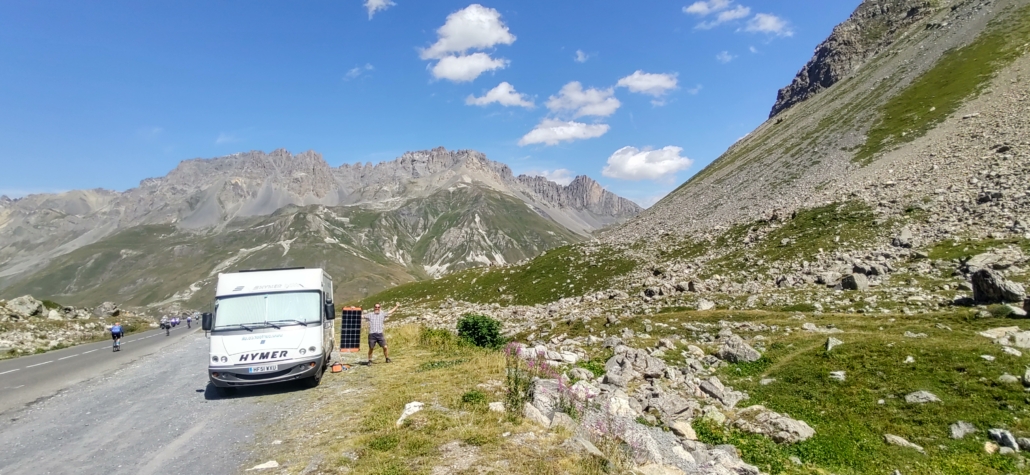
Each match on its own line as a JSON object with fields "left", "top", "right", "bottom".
{"left": 202, "top": 312, "right": 213, "bottom": 331}
{"left": 325, "top": 303, "right": 336, "bottom": 320}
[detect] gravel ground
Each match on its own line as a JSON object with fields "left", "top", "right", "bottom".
{"left": 0, "top": 333, "right": 297, "bottom": 475}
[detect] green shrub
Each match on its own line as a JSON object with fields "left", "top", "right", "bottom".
{"left": 576, "top": 356, "right": 609, "bottom": 378}
{"left": 41, "top": 300, "right": 62, "bottom": 310}
{"left": 988, "top": 304, "right": 1015, "bottom": 318}
{"left": 460, "top": 390, "right": 488, "bottom": 410}
{"left": 367, "top": 434, "right": 399, "bottom": 452}
{"left": 456, "top": 314, "right": 504, "bottom": 349}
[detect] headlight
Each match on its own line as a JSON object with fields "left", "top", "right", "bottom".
{"left": 212, "top": 356, "right": 218, "bottom": 363}
{"left": 220, "top": 356, "right": 228, "bottom": 363}
{"left": 309, "top": 346, "right": 317, "bottom": 352}
{"left": 299, "top": 348, "right": 307, "bottom": 355}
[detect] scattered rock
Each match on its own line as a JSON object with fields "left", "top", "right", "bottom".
{"left": 246, "top": 461, "right": 280, "bottom": 471}
{"left": 884, "top": 434, "right": 925, "bottom": 453}
{"left": 892, "top": 227, "right": 914, "bottom": 248}
{"left": 697, "top": 299, "right": 716, "bottom": 311}
{"left": 669, "top": 420, "right": 697, "bottom": 440}
{"left": 903, "top": 331, "right": 928, "bottom": 338}
{"left": 829, "top": 371, "right": 846, "bottom": 381}
{"left": 950, "top": 421, "right": 976, "bottom": 439}
{"left": 524, "top": 402, "right": 551, "bottom": 427}
{"left": 825, "top": 337, "right": 843, "bottom": 352}
{"left": 716, "top": 335, "right": 761, "bottom": 363}
{"left": 904, "top": 391, "right": 940, "bottom": 404}
{"left": 989, "top": 428, "right": 1020, "bottom": 452}
{"left": 396, "top": 401, "right": 424, "bottom": 427}
{"left": 985, "top": 441, "right": 999, "bottom": 454}
{"left": 732, "top": 405, "right": 815, "bottom": 443}
{"left": 904, "top": 356, "right": 915, "bottom": 364}
{"left": 841, "top": 273, "right": 869, "bottom": 291}
{"left": 998, "top": 373, "right": 1020, "bottom": 384}
{"left": 488, "top": 402, "right": 504, "bottom": 413}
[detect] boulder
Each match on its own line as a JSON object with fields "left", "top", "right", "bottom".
{"left": 4, "top": 295, "right": 44, "bottom": 320}
{"left": 697, "top": 299, "right": 716, "bottom": 311}
{"left": 904, "top": 390, "right": 941, "bottom": 404}
{"left": 884, "top": 434, "right": 925, "bottom": 454}
{"left": 93, "top": 301, "right": 121, "bottom": 318}
{"left": 841, "top": 273, "right": 868, "bottom": 291}
{"left": 716, "top": 335, "right": 761, "bottom": 363}
{"left": 732, "top": 405, "right": 815, "bottom": 444}
{"left": 988, "top": 428, "right": 1020, "bottom": 452}
{"left": 825, "top": 337, "right": 843, "bottom": 352}
{"left": 892, "top": 227, "right": 914, "bottom": 248}
{"left": 972, "top": 269, "right": 1025, "bottom": 303}
{"left": 568, "top": 367, "right": 594, "bottom": 381}
{"left": 950, "top": 421, "right": 977, "bottom": 439}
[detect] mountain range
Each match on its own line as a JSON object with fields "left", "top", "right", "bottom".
{"left": 0, "top": 147, "right": 640, "bottom": 307}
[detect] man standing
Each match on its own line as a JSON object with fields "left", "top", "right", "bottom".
{"left": 364, "top": 302, "right": 398, "bottom": 364}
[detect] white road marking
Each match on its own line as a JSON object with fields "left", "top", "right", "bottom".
{"left": 12, "top": 385, "right": 24, "bottom": 389}
{"left": 0, "top": 369, "right": 19, "bottom": 375}
{"left": 58, "top": 355, "right": 78, "bottom": 361}
{"left": 25, "top": 361, "right": 53, "bottom": 368}
{"left": 83, "top": 349, "right": 97, "bottom": 354}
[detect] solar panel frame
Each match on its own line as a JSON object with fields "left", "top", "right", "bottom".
{"left": 340, "top": 307, "right": 362, "bottom": 352}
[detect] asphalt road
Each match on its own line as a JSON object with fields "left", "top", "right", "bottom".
{"left": 0, "top": 327, "right": 305, "bottom": 475}
{"left": 0, "top": 324, "right": 196, "bottom": 415}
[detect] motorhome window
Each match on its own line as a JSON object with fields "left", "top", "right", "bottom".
{"left": 214, "top": 291, "right": 321, "bottom": 329}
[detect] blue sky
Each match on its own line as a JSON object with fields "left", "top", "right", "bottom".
{"left": 0, "top": 0, "right": 859, "bottom": 206}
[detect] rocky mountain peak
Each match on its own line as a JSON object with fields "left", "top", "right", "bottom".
{"left": 0, "top": 195, "right": 11, "bottom": 207}
{"left": 769, "top": 0, "right": 935, "bottom": 118}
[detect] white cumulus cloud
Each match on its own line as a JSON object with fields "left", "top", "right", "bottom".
{"left": 420, "top": 4, "right": 515, "bottom": 60}
{"left": 420, "top": 4, "right": 515, "bottom": 82}
{"left": 545, "top": 82, "right": 620, "bottom": 118}
{"left": 716, "top": 51, "right": 735, "bottom": 63}
{"left": 527, "top": 168, "right": 575, "bottom": 186}
{"left": 519, "top": 119, "right": 609, "bottom": 146}
{"left": 364, "top": 0, "right": 395, "bottom": 19}
{"left": 696, "top": 5, "right": 750, "bottom": 29}
{"left": 574, "top": 50, "right": 590, "bottom": 63}
{"left": 745, "top": 13, "right": 793, "bottom": 36}
{"left": 616, "top": 71, "right": 679, "bottom": 97}
{"left": 602, "top": 146, "right": 693, "bottom": 181}
{"left": 431, "top": 53, "right": 508, "bottom": 82}
{"left": 466, "top": 82, "right": 534, "bottom": 108}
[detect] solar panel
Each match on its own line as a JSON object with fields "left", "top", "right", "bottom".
{"left": 340, "top": 307, "right": 362, "bottom": 352}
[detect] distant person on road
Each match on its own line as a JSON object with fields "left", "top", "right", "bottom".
{"left": 161, "top": 316, "right": 170, "bottom": 335}
{"left": 364, "top": 303, "right": 398, "bottom": 364}
{"left": 186, "top": 316, "right": 192, "bottom": 329}
{"left": 111, "top": 322, "right": 123, "bottom": 349}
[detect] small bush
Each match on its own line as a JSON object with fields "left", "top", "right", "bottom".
{"left": 988, "top": 304, "right": 1015, "bottom": 318}
{"left": 457, "top": 314, "right": 504, "bottom": 349}
{"left": 576, "top": 356, "right": 609, "bottom": 378}
{"left": 367, "top": 434, "right": 399, "bottom": 452}
{"left": 460, "top": 389, "right": 487, "bottom": 409}
{"left": 41, "top": 300, "right": 62, "bottom": 310}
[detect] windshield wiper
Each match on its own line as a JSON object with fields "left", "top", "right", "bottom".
{"left": 219, "top": 323, "right": 254, "bottom": 332}
{"left": 268, "top": 319, "right": 309, "bottom": 327}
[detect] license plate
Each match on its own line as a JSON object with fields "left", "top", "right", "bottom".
{"left": 248, "top": 365, "right": 279, "bottom": 373}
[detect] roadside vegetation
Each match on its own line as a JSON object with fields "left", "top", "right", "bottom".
{"left": 0, "top": 315, "right": 153, "bottom": 360}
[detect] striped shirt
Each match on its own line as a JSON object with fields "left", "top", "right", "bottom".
{"left": 364, "top": 310, "right": 389, "bottom": 334}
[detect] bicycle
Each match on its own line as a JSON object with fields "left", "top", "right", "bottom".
{"left": 112, "top": 334, "right": 122, "bottom": 352}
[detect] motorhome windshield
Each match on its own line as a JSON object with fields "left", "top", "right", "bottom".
{"left": 214, "top": 291, "right": 321, "bottom": 329}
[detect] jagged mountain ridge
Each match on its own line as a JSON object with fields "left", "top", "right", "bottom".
{"left": 0, "top": 148, "right": 641, "bottom": 304}
{"left": 769, "top": 0, "right": 936, "bottom": 118}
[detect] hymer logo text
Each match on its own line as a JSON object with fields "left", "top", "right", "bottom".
{"left": 239, "top": 351, "right": 288, "bottom": 362}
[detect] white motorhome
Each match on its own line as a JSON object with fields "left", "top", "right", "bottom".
{"left": 203, "top": 268, "right": 335, "bottom": 395}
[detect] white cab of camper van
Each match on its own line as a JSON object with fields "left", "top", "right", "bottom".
{"left": 204, "top": 268, "right": 335, "bottom": 395}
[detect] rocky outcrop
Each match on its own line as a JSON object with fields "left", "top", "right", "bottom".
{"left": 769, "top": 0, "right": 935, "bottom": 117}
{"left": 732, "top": 405, "right": 815, "bottom": 444}
{"left": 972, "top": 269, "right": 1026, "bottom": 303}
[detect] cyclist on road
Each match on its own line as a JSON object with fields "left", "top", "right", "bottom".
{"left": 111, "top": 322, "right": 124, "bottom": 351}
{"left": 161, "top": 316, "right": 170, "bottom": 336}
{"left": 187, "top": 315, "right": 192, "bottom": 329}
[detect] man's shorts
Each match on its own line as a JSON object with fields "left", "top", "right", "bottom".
{"left": 368, "top": 332, "right": 387, "bottom": 349}
{"left": 111, "top": 332, "right": 123, "bottom": 340}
